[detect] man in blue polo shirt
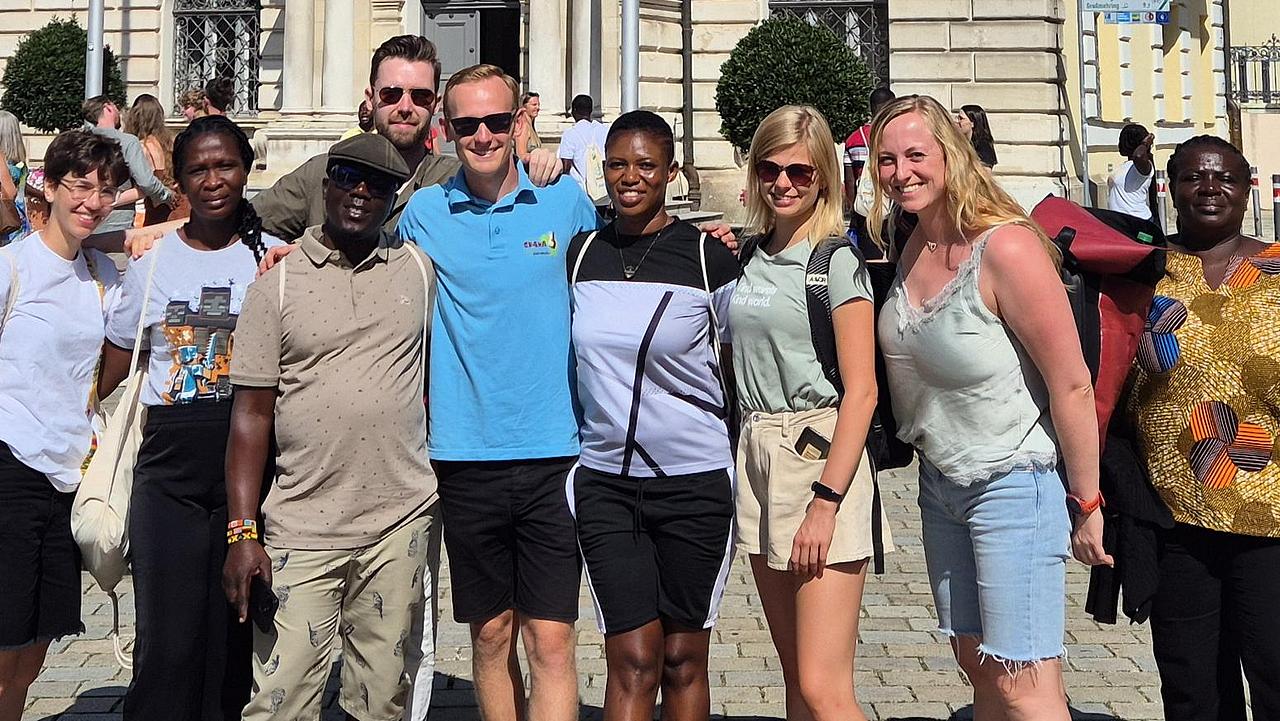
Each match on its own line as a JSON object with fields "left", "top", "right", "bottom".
{"left": 395, "top": 64, "right": 597, "bottom": 721}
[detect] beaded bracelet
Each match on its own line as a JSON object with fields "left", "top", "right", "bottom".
{"left": 227, "top": 518, "right": 258, "bottom": 532}
{"left": 227, "top": 528, "right": 260, "bottom": 545}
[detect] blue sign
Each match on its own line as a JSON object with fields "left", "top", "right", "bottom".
{"left": 1102, "top": 10, "right": 1171, "bottom": 23}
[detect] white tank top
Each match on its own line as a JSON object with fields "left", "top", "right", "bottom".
{"left": 876, "top": 226, "right": 1059, "bottom": 485}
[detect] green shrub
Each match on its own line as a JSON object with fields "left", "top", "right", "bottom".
{"left": 716, "top": 17, "right": 873, "bottom": 152}
{"left": 1, "top": 17, "right": 126, "bottom": 133}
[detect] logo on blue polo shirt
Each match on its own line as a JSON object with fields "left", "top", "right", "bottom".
{"left": 524, "top": 232, "right": 558, "bottom": 257}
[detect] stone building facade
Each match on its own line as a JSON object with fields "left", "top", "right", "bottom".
{"left": 0, "top": 0, "right": 1232, "bottom": 218}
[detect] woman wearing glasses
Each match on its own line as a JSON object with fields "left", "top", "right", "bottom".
{"left": 98, "top": 116, "right": 281, "bottom": 721}
{"left": 728, "top": 105, "right": 890, "bottom": 721}
{"left": 0, "top": 130, "right": 125, "bottom": 719}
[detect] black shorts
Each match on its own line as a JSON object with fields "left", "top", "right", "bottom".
{"left": 0, "top": 442, "right": 84, "bottom": 649}
{"left": 435, "top": 456, "right": 581, "bottom": 624}
{"left": 570, "top": 466, "right": 735, "bottom": 635}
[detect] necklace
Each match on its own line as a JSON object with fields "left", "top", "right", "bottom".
{"left": 925, "top": 239, "right": 938, "bottom": 253}
{"left": 617, "top": 221, "right": 672, "bottom": 279}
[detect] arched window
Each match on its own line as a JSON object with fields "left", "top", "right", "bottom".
{"left": 172, "top": 0, "right": 261, "bottom": 115}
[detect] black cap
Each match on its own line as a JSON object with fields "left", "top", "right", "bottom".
{"left": 327, "top": 133, "right": 411, "bottom": 184}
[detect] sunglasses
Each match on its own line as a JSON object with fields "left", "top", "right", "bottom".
{"left": 754, "top": 161, "right": 817, "bottom": 188}
{"left": 377, "top": 86, "right": 436, "bottom": 108}
{"left": 448, "top": 112, "right": 514, "bottom": 138}
{"left": 328, "top": 164, "right": 399, "bottom": 198}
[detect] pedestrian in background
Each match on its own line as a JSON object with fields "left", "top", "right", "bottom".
{"left": 954, "top": 105, "right": 998, "bottom": 169}
{"left": 871, "top": 94, "right": 1110, "bottom": 721}
{"left": 204, "top": 78, "right": 235, "bottom": 117}
{"left": 179, "top": 89, "right": 209, "bottom": 122}
{"left": 0, "top": 130, "right": 125, "bottom": 721}
{"left": 0, "top": 110, "right": 31, "bottom": 244}
{"left": 515, "top": 91, "right": 543, "bottom": 162}
{"left": 99, "top": 116, "right": 282, "bottom": 721}
{"left": 1107, "top": 124, "right": 1155, "bottom": 222}
{"left": 1126, "top": 135, "right": 1280, "bottom": 721}
{"left": 82, "top": 95, "right": 175, "bottom": 233}
{"left": 126, "top": 94, "right": 190, "bottom": 225}
{"left": 731, "top": 104, "right": 891, "bottom": 721}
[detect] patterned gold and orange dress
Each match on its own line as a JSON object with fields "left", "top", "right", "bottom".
{"left": 1128, "top": 243, "right": 1280, "bottom": 537}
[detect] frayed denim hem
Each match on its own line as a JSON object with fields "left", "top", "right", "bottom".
{"left": 975, "top": 642, "right": 1067, "bottom": 678}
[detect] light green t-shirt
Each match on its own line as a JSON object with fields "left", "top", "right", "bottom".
{"left": 729, "top": 237, "right": 873, "bottom": 413}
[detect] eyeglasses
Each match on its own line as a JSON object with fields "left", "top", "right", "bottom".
{"left": 377, "top": 86, "right": 437, "bottom": 109}
{"left": 447, "top": 112, "right": 514, "bottom": 138}
{"left": 754, "top": 161, "right": 817, "bottom": 188}
{"left": 327, "top": 164, "right": 399, "bottom": 198}
{"left": 57, "top": 180, "right": 121, "bottom": 205}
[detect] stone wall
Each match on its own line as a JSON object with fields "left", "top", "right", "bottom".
{"left": 889, "top": 0, "right": 1069, "bottom": 209}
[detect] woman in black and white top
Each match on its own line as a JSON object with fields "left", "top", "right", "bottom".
{"left": 0, "top": 130, "right": 125, "bottom": 718}
{"left": 565, "top": 111, "right": 738, "bottom": 721}
{"left": 99, "top": 116, "right": 281, "bottom": 721}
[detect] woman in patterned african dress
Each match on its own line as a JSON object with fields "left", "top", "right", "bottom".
{"left": 1127, "top": 135, "right": 1280, "bottom": 721}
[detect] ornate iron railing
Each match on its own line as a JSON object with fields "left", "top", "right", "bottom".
{"left": 768, "top": 0, "right": 890, "bottom": 86}
{"left": 1231, "top": 35, "right": 1280, "bottom": 105}
{"left": 172, "top": 0, "right": 261, "bottom": 115}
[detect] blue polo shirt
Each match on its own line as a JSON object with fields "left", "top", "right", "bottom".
{"left": 397, "top": 164, "right": 601, "bottom": 461}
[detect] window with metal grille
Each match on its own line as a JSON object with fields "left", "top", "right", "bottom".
{"left": 172, "top": 0, "right": 261, "bottom": 115}
{"left": 768, "top": 0, "right": 889, "bottom": 87}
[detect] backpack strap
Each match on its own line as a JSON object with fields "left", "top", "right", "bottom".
{"left": 0, "top": 247, "right": 17, "bottom": 338}
{"left": 736, "top": 234, "right": 764, "bottom": 276}
{"left": 277, "top": 256, "right": 288, "bottom": 314}
{"left": 803, "top": 236, "right": 887, "bottom": 574}
{"left": 804, "top": 236, "right": 852, "bottom": 397}
{"left": 570, "top": 230, "right": 598, "bottom": 285}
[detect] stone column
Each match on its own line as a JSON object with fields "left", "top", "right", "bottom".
{"left": 569, "top": 0, "right": 597, "bottom": 100}
{"left": 282, "top": 0, "right": 315, "bottom": 113}
{"left": 321, "top": 0, "right": 356, "bottom": 112}
{"left": 528, "top": 0, "right": 566, "bottom": 114}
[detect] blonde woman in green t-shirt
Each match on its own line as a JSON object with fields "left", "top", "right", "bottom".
{"left": 728, "top": 105, "right": 889, "bottom": 721}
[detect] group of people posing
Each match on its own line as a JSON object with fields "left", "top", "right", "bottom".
{"left": 0, "top": 32, "right": 1276, "bottom": 721}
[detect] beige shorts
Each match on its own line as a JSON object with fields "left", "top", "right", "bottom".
{"left": 735, "top": 406, "right": 893, "bottom": 572}
{"left": 243, "top": 509, "right": 437, "bottom": 721}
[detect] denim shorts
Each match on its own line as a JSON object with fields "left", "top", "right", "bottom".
{"left": 918, "top": 459, "right": 1070, "bottom": 664}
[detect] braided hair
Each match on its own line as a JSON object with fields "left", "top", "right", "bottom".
{"left": 1166, "top": 135, "right": 1250, "bottom": 188}
{"left": 172, "top": 115, "right": 267, "bottom": 263}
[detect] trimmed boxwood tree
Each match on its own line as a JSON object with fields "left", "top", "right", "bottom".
{"left": 715, "top": 16, "right": 873, "bottom": 152}
{"left": 1, "top": 18, "right": 127, "bottom": 133}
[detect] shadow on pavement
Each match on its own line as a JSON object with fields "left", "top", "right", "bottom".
{"left": 883, "top": 704, "right": 1121, "bottom": 721}
{"left": 32, "top": 684, "right": 126, "bottom": 719}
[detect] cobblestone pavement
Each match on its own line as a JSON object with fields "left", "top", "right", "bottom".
{"left": 25, "top": 464, "right": 1165, "bottom": 721}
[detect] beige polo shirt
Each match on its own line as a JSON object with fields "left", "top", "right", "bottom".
{"left": 231, "top": 226, "right": 437, "bottom": 550}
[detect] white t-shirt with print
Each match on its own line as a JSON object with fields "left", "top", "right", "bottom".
{"left": 0, "top": 232, "right": 120, "bottom": 491}
{"left": 105, "top": 230, "right": 284, "bottom": 407}
{"left": 1107, "top": 160, "right": 1153, "bottom": 221}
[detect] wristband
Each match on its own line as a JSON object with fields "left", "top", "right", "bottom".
{"left": 810, "top": 481, "right": 844, "bottom": 504}
{"left": 1066, "top": 492, "right": 1105, "bottom": 517}
{"left": 227, "top": 528, "right": 260, "bottom": 545}
{"left": 228, "top": 519, "right": 257, "bottom": 531}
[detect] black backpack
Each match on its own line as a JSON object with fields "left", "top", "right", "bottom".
{"left": 739, "top": 234, "right": 905, "bottom": 573}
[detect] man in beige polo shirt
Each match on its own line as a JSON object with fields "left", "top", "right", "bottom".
{"left": 222, "top": 133, "right": 439, "bottom": 721}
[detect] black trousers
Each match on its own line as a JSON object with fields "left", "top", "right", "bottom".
{"left": 1150, "top": 522, "right": 1280, "bottom": 721}
{"left": 123, "top": 403, "right": 252, "bottom": 721}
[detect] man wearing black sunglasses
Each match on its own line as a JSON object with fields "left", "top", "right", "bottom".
{"left": 395, "top": 63, "right": 602, "bottom": 721}
{"left": 227, "top": 132, "right": 440, "bottom": 721}
{"left": 246, "top": 35, "right": 564, "bottom": 245}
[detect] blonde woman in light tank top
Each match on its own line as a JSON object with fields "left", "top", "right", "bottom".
{"left": 868, "top": 95, "right": 1112, "bottom": 721}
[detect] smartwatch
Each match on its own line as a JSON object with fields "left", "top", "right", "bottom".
{"left": 811, "top": 481, "right": 844, "bottom": 504}
{"left": 1066, "top": 491, "right": 1105, "bottom": 517}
